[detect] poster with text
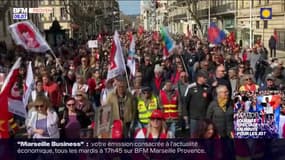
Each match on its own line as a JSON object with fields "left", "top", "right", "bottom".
{"left": 234, "top": 94, "right": 281, "bottom": 138}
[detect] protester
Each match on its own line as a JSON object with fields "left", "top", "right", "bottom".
{"left": 106, "top": 76, "right": 137, "bottom": 138}
{"left": 26, "top": 96, "right": 60, "bottom": 138}
{"left": 60, "top": 97, "right": 91, "bottom": 138}
{"left": 135, "top": 109, "right": 174, "bottom": 139}
{"left": 207, "top": 85, "right": 233, "bottom": 138}
{"left": 136, "top": 86, "right": 160, "bottom": 128}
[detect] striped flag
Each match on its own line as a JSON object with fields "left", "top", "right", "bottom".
{"left": 160, "top": 26, "right": 175, "bottom": 58}
{"left": 127, "top": 34, "right": 136, "bottom": 77}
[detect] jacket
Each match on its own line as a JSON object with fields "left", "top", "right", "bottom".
{"left": 26, "top": 109, "right": 60, "bottom": 138}
{"left": 185, "top": 82, "right": 211, "bottom": 120}
{"left": 106, "top": 89, "right": 137, "bottom": 124}
{"left": 206, "top": 100, "right": 234, "bottom": 138}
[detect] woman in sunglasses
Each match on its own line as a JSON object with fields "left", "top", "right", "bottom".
{"left": 26, "top": 96, "right": 59, "bottom": 138}
{"left": 239, "top": 74, "right": 259, "bottom": 92}
{"left": 60, "top": 97, "right": 91, "bottom": 138}
{"left": 135, "top": 109, "right": 174, "bottom": 139}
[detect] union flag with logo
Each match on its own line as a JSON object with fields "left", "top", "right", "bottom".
{"left": 9, "top": 21, "right": 50, "bottom": 53}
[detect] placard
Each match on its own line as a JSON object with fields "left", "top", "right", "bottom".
{"left": 88, "top": 40, "right": 98, "bottom": 48}
{"left": 94, "top": 105, "right": 112, "bottom": 138}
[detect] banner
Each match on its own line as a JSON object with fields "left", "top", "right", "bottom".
{"left": 0, "top": 58, "right": 21, "bottom": 138}
{"left": 234, "top": 91, "right": 283, "bottom": 138}
{"left": 9, "top": 21, "right": 50, "bottom": 53}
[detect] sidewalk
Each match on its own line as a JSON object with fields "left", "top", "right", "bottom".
{"left": 276, "top": 50, "right": 285, "bottom": 60}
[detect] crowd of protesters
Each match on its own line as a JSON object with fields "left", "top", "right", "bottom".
{"left": 1, "top": 28, "right": 284, "bottom": 140}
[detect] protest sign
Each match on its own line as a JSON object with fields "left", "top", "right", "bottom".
{"left": 94, "top": 105, "right": 112, "bottom": 138}
{"left": 88, "top": 40, "right": 98, "bottom": 48}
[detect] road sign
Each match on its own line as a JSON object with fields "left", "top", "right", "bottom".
{"left": 260, "top": 8, "right": 272, "bottom": 20}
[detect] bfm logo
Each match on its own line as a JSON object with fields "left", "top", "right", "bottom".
{"left": 13, "top": 8, "right": 28, "bottom": 20}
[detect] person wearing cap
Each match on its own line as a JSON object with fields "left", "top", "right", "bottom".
{"left": 184, "top": 69, "right": 211, "bottom": 137}
{"left": 135, "top": 109, "right": 174, "bottom": 139}
{"left": 136, "top": 86, "right": 160, "bottom": 128}
{"left": 260, "top": 74, "right": 278, "bottom": 91}
{"left": 26, "top": 96, "right": 60, "bottom": 139}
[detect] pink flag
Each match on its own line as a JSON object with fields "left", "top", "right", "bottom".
{"left": 9, "top": 21, "right": 50, "bottom": 53}
{"left": 107, "top": 31, "right": 126, "bottom": 80}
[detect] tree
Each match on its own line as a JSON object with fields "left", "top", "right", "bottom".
{"left": 184, "top": 0, "right": 203, "bottom": 37}
{"left": 0, "top": 0, "right": 11, "bottom": 21}
{"left": 63, "top": 0, "right": 104, "bottom": 40}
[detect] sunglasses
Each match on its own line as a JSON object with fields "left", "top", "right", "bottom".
{"left": 35, "top": 105, "right": 45, "bottom": 109}
{"left": 245, "top": 78, "right": 252, "bottom": 81}
{"left": 67, "top": 103, "right": 75, "bottom": 106}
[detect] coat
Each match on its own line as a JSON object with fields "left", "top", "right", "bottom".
{"left": 106, "top": 89, "right": 137, "bottom": 124}
{"left": 26, "top": 109, "right": 60, "bottom": 138}
{"left": 206, "top": 100, "right": 234, "bottom": 138}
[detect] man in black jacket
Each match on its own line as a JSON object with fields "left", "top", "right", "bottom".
{"left": 184, "top": 70, "right": 212, "bottom": 136}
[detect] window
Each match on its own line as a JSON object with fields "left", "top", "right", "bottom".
{"left": 264, "top": 20, "right": 268, "bottom": 29}
{"left": 265, "top": 0, "right": 269, "bottom": 4}
{"left": 60, "top": 8, "right": 67, "bottom": 20}
{"left": 258, "top": 0, "right": 261, "bottom": 5}
{"left": 276, "top": 30, "right": 285, "bottom": 51}
{"left": 256, "top": 21, "right": 260, "bottom": 29}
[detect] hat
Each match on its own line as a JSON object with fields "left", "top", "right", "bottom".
{"left": 266, "top": 74, "right": 275, "bottom": 81}
{"left": 150, "top": 109, "right": 165, "bottom": 120}
{"left": 196, "top": 70, "right": 208, "bottom": 79}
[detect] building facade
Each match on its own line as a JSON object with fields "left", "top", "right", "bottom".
{"left": 236, "top": 0, "right": 285, "bottom": 51}
{"left": 39, "top": 0, "right": 71, "bottom": 38}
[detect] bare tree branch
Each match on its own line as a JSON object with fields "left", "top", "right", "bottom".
{"left": 185, "top": 0, "right": 202, "bottom": 33}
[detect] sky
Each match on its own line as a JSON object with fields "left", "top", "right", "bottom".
{"left": 118, "top": 0, "right": 141, "bottom": 15}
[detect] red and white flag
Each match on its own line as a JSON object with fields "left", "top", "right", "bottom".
{"left": 0, "top": 58, "right": 21, "bottom": 138}
{"left": 9, "top": 21, "right": 50, "bottom": 53}
{"left": 106, "top": 31, "right": 126, "bottom": 80}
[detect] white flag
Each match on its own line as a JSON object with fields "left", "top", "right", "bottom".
{"left": 127, "top": 34, "right": 136, "bottom": 77}
{"left": 107, "top": 31, "right": 126, "bottom": 80}
{"left": 9, "top": 21, "right": 50, "bottom": 53}
{"left": 23, "top": 62, "right": 34, "bottom": 108}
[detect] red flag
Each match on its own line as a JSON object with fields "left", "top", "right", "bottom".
{"left": 274, "top": 29, "right": 278, "bottom": 42}
{"left": 138, "top": 25, "right": 144, "bottom": 37}
{"left": 153, "top": 31, "right": 159, "bottom": 41}
{"left": 0, "top": 58, "right": 21, "bottom": 138}
{"left": 9, "top": 21, "right": 50, "bottom": 53}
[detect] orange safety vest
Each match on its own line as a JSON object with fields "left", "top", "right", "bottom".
{"left": 159, "top": 90, "right": 178, "bottom": 120}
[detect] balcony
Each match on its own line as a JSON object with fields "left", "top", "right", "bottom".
{"left": 210, "top": 3, "right": 235, "bottom": 16}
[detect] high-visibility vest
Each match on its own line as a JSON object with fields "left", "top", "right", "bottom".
{"left": 160, "top": 90, "right": 178, "bottom": 120}
{"left": 137, "top": 96, "right": 158, "bottom": 124}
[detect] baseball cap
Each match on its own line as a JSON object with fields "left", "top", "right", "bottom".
{"left": 150, "top": 109, "right": 165, "bottom": 120}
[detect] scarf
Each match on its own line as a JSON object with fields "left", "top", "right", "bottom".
{"left": 217, "top": 98, "right": 228, "bottom": 112}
